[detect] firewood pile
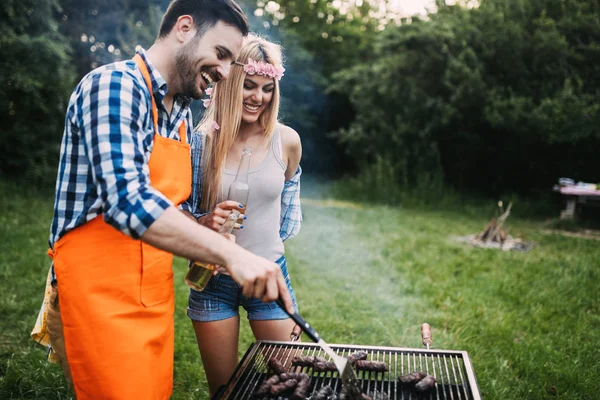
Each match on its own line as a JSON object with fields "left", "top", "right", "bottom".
{"left": 475, "top": 201, "right": 512, "bottom": 243}
{"left": 455, "top": 201, "right": 534, "bottom": 252}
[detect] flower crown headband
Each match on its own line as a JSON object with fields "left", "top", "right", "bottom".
{"left": 234, "top": 59, "right": 285, "bottom": 81}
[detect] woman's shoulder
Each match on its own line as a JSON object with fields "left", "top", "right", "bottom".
{"left": 277, "top": 123, "right": 301, "bottom": 149}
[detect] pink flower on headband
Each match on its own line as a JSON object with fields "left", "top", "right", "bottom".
{"left": 237, "top": 59, "right": 285, "bottom": 80}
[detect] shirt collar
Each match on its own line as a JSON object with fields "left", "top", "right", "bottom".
{"left": 135, "top": 48, "right": 191, "bottom": 109}
{"left": 135, "top": 48, "right": 168, "bottom": 101}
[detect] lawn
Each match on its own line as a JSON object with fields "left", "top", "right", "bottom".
{"left": 1, "top": 179, "right": 599, "bottom": 399}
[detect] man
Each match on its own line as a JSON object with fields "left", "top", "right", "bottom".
{"left": 34, "top": 1, "right": 294, "bottom": 398}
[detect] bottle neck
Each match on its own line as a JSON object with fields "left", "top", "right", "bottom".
{"left": 234, "top": 148, "right": 252, "bottom": 183}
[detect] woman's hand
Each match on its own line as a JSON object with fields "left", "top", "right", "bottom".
{"left": 198, "top": 200, "right": 245, "bottom": 232}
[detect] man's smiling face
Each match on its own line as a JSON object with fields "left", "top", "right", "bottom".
{"left": 175, "top": 20, "right": 243, "bottom": 99}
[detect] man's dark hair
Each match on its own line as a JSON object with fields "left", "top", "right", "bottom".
{"left": 158, "top": 0, "right": 249, "bottom": 39}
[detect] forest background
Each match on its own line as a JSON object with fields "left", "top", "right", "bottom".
{"left": 2, "top": 0, "right": 599, "bottom": 215}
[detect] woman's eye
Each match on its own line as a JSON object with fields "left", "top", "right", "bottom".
{"left": 244, "top": 85, "right": 253, "bottom": 90}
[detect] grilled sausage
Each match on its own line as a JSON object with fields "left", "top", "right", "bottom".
{"left": 269, "top": 378, "right": 298, "bottom": 396}
{"left": 254, "top": 374, "right": 281, "bottom": 397}
{"left": 398, "top": 371, "right": 427, "bottom": 385}
{"left": 292, "top": 355, "right": 328, "bottom": 367}
{"left": 280, "top": 372, "right": 308, "bottom": 381}
{"left": 347, "top": 351, "right": 368, "bottom": 364}
{"left": 313, "top": 361, "right": 338, "bottom": 372}
{"left": 354, "top": 360, "right": 388, "bottom": 372}
{"left": 291, "top": 374, "right": 311, "bottom": 400}
{"left": 267, "top": 356, "right": 286, "bottom": 375}
{"left": 414, "top": 374, "right": 436, "bottom": 392}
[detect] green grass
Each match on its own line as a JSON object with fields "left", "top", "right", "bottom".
{"left": 1, "top": 179, "right": 599, "bottom": 399}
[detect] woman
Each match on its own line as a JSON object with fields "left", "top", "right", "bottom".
{"left": 185, "top": 34, "right": 303, "bottom": 396}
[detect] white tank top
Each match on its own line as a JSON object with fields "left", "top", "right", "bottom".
{"left": 217, "top": 127, "right": 286, "bottom": 262}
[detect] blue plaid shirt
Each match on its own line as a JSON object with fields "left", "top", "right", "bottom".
{"left": 49, "top": 48, "right": 193, "bottom": 251}
{"left": 181, "top": 130, "right": 302, "bottom": 241}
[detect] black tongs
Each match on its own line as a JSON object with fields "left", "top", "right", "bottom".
{"left": 275, "top": 298, "right": 360, "bottom": 388}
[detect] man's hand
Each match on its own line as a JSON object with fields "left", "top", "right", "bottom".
{"left": 198, "top": 200, "right": 245, "bottom": 232}
{"left": 226, "top": 248, "right": 294, "bottom": 314}
{"left": 143, "top": 207, "right": 293, "bottom": 313}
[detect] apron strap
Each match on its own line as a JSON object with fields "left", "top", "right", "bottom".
{"left": 132, "top": 54, "right": 187, "bottom": 145}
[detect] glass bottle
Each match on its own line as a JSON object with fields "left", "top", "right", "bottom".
{"left": 184, "top": 147, "right": 252, "bottom": 292}
{"left": 184, "top": 213, "right": 237, "bottom": 291}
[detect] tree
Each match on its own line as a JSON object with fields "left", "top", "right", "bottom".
{"left": 0, "top": 0, "right": 76, "bottom": 180}
{"left": 331, "top": 0, "right": 600, "bottom": 196}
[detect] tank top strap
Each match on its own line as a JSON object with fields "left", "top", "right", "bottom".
{"left": 270, "top": 125, "right": 287, "bottom": 171}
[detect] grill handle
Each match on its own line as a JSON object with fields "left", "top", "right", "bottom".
{"left": 275, "top": 298, "right": 321, "bottom": 343}
{"left": 421, "top": 323, "right": 433, "bottom": 349}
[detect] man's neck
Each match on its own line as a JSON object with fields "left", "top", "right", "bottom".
{"left": 146, "top": 42, "right": 177, "bottom": 113}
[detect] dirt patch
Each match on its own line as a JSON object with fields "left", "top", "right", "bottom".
{"left": 453, "top": 235, "right": 536, "bottom": 252}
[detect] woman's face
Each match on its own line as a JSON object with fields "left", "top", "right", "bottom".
{"left": 241, "top": 74, "right": 275, "bottom": 125}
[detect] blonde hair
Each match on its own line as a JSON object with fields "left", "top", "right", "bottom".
{"left": 197, "top": 33, "right": 283, "bottom": 212}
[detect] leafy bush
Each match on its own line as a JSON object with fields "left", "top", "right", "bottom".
{"left": 330, "top": 0, "right": 600, "bottom": 197}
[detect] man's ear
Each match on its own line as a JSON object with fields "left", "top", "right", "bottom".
{"left": 174, "top": 15, "right": 196, "bottom": 43}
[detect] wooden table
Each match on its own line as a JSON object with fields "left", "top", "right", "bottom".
{"left": 558, "top": 186, "right": 600, "bottom": 219}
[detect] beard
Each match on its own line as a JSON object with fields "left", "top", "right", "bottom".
{"left": 174, "top": 39, "right": 204, "bottom": 100}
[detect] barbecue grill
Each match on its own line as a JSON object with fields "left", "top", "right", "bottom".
{"left": 214, "top": 325, "right": 481, "bottom": 400}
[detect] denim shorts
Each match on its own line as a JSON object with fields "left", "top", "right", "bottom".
{"left": 187, "top": 255, "right": 298, "bottom": 322}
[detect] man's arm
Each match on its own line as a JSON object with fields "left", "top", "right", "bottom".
{"left": 143, "top": 207, "right": 294, "bottom": 312}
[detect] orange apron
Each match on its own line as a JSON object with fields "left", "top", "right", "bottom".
{"left": 51, "top": 54, "right": 191, "bottom": 399}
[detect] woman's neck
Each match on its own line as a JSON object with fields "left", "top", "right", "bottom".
{"left": 238, "top": 121, "right": 264, "bottom": 142}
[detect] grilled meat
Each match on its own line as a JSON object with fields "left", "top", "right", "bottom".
{"left": 292, "top": 355, "right": 327, "bottom": 367}
{"left": 346, "top": 351, "right": 368, "bottom": 364}
{"left": 269, "top": 378, "right": 298, "bottom": 396}
{"left": 313, "top": 361, "right": 338, "bottom": 372}
{"left": 398, "top": 371, "right": 427, "bottom": 385}
{"left": 253, "top": 374, "right": 281, "bottom": 397}
{"left": 414, "top": 374, "right": 436, "bottom": 392}
{"left": 291, "top": 374, "right": 311, "bottom": 400}
{"left": 354, "top": 360, "right": 388, "bottom": 372}
{"left": 267, "top": 356, "right": 287, "bottom": 375}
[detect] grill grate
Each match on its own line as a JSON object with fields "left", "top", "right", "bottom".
{"left": 217, "top": 341, "right": 481, "bottom": 400}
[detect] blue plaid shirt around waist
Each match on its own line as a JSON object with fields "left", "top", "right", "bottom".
{"left": 181, "top": 131, "right": 302, "bottom": 241}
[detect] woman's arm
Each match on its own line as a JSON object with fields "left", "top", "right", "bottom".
{"left": 280, "top": 125, "right": 302, "bottom": 181}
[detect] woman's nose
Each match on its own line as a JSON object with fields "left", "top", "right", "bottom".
{"left": 251, "top": 90, "right": 262, "bottom": 102}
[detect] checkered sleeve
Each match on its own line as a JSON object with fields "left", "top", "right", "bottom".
{"left": 279, "top": 166, "right": 303, "bottom": 242}
{"left": 181, "top": 130, "right": 208, "bottom": 219}
{"left": 77, "top": 69, "right": 171, "bottom": 238}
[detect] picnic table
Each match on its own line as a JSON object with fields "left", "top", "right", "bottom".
{"left": 556, "top": 186, "right": 600, "bottom": 219}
